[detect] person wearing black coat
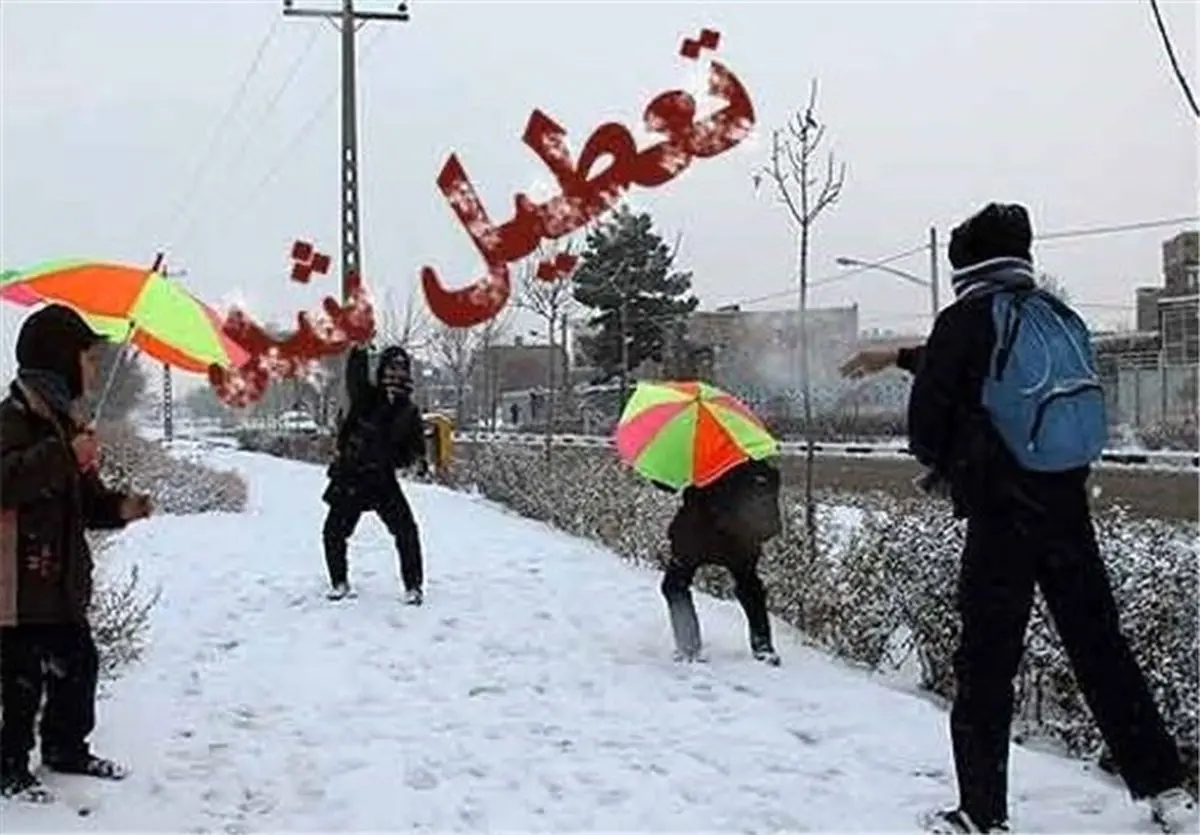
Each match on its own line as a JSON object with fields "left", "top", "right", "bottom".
{"left": 322, "top": 345, "right": 428, "bottom": 604}
{"left": 653, "top": 458, "right": 783, "bottom": 666}
{"left": 840, "top": 203, "right": 1194, "bottom": 835}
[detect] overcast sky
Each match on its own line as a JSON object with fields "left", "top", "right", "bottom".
{"left": 2, "top": 0, "right": 1197, "bottom": 388}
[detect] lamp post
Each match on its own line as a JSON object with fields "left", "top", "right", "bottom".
{"left": 836, "top": 226, "right": 940, "bottom": 322}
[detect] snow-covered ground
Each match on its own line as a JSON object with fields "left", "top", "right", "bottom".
{"left": 4, "top": 448, "right": 1168, "bottom": 833}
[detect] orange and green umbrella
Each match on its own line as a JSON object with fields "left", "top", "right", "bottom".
{"left": 615, "top": 380, "right": 779, "bottom": 490}
{"left": 0, "top": 259, "right": 248, "bottom": 373}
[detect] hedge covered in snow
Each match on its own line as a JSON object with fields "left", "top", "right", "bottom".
{"left": 450, "top": 442, "right": 1199, "bottom": 782}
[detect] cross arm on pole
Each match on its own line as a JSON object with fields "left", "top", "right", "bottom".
{"left": 282, "top": 2, "right": 409, "bottom": 21}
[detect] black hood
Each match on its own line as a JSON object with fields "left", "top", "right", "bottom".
{"left": 377, "top": 346, "right": 412, "bottom": 381}
{"left": 15, "top": 304, "right": 106, "bottom": 399}
{"left": 948, "top": 202, "right": 1033, "bottom": 270}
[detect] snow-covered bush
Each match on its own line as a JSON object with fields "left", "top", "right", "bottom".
{"left": 88, "top": 539, "right": 160, "bottom": 682}
{"left": 451, "top": 442, "right": 1198, "bottom": 781}
{"left": 99, "top": 423, "right": 248, "bottom": 514}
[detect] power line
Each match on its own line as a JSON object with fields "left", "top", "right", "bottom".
{"left": 150, "top": 15, "right": 284, "bottom": 247}
{"left": 571, "top": 213, "right": 1200, "bottom": 332}
{"left": 1148, "top": 0, "right": 1200, "bottom": 119}
{"left": 184, "top": 28, "right": 389, "bottom": 257}
{"left": 173, "top": 27, "right": 323, "bottom": 249}
{"left": 1034, "top": 215, "right": 1200, "bottom": 243}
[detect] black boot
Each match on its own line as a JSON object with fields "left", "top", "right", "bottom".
{"left": 42, "top": 751, "right": 128, "bottom": 781}
{"left": 1, "top": 759, "right": 53, "bottom": 802}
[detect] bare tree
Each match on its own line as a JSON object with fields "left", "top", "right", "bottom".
{"left": 376, "top": 283, "right": 433, "bottom": 352}
{"left": 755, "top": 78, "right": 847, "bottom": 561}
{"left": 516, "top": 241, "right": 578, "bottom": 447}
{"left": 431, "top": 324, "right": 480, "bottom": 425}
{"left": 477, "top": 304, "right": 515, "bottom": 431}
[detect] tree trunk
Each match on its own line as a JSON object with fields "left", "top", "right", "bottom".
{"left": 545, "top": 312, "right": 556, "bottom": 467}
{"left": 797, "top": 223, "right": 817, "bottom": 562}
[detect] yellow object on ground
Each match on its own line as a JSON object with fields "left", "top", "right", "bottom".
{"left": 422, "top": 413, "right": 454, "bottom": 478}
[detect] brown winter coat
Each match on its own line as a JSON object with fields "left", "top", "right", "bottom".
{"left": 0, "top": 381, "right": 127, "bottom": 627}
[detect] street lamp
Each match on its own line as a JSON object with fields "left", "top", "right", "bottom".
{"left": 835, "top": 227, "right": 940, "bottom": 323}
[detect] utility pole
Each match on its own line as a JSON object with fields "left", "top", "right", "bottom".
{"left": 149, "top": 252, "right": 187, "bottom": 442}
{"left": 928, "top": 226, "right": 940, "bottom": 320}
{"left": 282, "top": 0, "right": 410, "bottom": 302}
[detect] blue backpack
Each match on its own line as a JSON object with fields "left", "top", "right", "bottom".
{"left": 979, "top": 288, "right": 1108, "bottom": 472}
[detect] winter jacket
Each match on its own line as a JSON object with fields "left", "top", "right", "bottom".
{"left": 898, "top": 264, "right": 1090, "bottom": 519}
{"left": 658, "top": 459, "right": 783, "bottom": 570}
{"left": 0, "top": 381, "right": 128, "bottom": 626}
{"left": 329, "top": 347, "right": 426, "bottom": 483}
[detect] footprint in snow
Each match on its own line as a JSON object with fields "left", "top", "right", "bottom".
{"left": 404, "top": 766, "right": 440, "bottom": 790}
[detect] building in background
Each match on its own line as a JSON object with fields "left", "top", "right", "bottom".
{"left": 683, "top": 305, "right": 859, "bottom": 426}
{"left": 468, "top": 337, "right": 568, "bottom": 428}
{"left": 1096, "top": 230, "right": 1197, "bottom": 435}
{"left": 1159, "top": 230, "right": 1199, "bottom": 365}
{"left": 1135, "top": 286, "right": 1165, "bottom": 333}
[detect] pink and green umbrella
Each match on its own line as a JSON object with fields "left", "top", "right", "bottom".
{"left": 0, "top": 259, "right": 248, "bottom": 374}
{"left": 614, "top": 380, "right": 779, "bottom": 490}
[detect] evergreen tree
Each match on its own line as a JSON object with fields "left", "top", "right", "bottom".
{"left": 572, "top": 207, "right": 698, "bottom": 386}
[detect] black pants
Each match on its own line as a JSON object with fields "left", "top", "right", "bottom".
{"left": 0, "top": 623, "right": 99, "bottom": 770}
{"left": 952, "top": 490, "right": 1182, "bottom": 826}
{"left": 661, "top": 558, "right": 774, "bottom": 654}
{"left": 322, "top": 477, "right": 423, "bottom": 591}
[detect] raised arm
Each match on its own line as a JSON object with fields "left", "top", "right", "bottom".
{"left": 345, "top": 346, "right": 371, "bottom": 406}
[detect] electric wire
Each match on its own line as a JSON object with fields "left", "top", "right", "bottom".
{"left": 172, "top": 27, "right": 324, "bottom": 250}
{"left": 585, "top": 214, "right": 1200, "bottom": 331}
{"left": 183, "top": 28, "right": 388, "bottom": 256}
{"left": 150, "top": 15, "right": 284, "bottom": 247}
{"left": 1148, "top": 0, "right": 1200, "bottom": 119}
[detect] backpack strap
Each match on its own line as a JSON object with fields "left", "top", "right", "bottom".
{"left": 991, "top": 288, "right": 1033, "bottom": 381}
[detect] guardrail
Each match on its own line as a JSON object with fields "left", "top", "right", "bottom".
{"left": 453, "top": 431, "right": 1199, "bottom": 471}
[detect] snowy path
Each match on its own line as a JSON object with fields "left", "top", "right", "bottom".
{"left": 6, "top": 450, "right": 1157, "bottom": 833}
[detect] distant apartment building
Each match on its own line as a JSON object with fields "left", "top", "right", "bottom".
{"left": 1159, "top": 231, "right": 1198, "bottom": 364}
{"left": 1135, "top": 286, "right": 1164, "bottom": 333}
{"left": 468, "top": 338, "right": 568, "bottom": 426}
{"left": 683, "top": 305, "right": 859, "bottom": 420}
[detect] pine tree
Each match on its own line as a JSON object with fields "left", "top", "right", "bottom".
{"left": 572, "top": 207, "right": 697, "bottom": 395}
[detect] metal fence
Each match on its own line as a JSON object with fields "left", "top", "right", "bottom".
{"left": 1104, "top": 362, "right": 1197, "bottom": 430}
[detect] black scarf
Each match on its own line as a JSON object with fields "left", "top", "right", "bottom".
{"left": 17, "top": 368, "right": 76, "bottom": 420}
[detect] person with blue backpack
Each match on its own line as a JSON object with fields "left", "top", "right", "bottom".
{"left": 840, "top": 203, "right": 1195, "bottom": 835}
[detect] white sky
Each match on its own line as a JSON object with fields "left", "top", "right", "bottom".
{"left": 2, "top": 0, "right": 1198, "bottom": 390}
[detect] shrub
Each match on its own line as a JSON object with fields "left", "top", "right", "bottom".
{"left": 99, "top": 422, "right": 248, "bottom": 515}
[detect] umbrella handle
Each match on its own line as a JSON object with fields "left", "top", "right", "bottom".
{"left": 92, "top": 321, "right": 138, "bottom": 423}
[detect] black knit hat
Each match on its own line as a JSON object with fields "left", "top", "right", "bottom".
{"left": 15, "top": 304, "right": 107, "bottom": 398}
{"left": 948, "top": 203, "right": 1033, "bottom": 270}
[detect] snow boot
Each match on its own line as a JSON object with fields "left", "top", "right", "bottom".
{"left": 1150, "top": 787, "right": 1199, "bottom": 834}
{"left": 751, "top": 636, "right": 781, "bottom": 666}
{"left": 327, "top": 582, "right": 355, "bottom": 601}
{"left": 42, "top": 752, "right": 128, "bottom": 781}
{"left": 403, "top": 587, "right": 423, "bottom": 606}
{"left": 753, "top": 647, "right": 781, "bottom": 666}
{"left": 1, "top": 762, "right": 54, "bottom": 803}
{"left": 921, "top": 807, "right": 1010, "bottom": 834}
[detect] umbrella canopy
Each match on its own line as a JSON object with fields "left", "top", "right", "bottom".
{"left": 0, "top": 260, "right": 248, "bottom": 373}
{"left": 615, "top": 380, "right": 780, "bottom": 490}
